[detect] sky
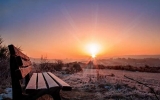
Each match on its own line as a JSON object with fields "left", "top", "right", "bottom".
{"left": 1, "top": 0, "right": 160, "bottom": 59}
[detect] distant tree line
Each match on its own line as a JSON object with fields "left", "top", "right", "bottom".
{"left": 33, "top": 56, "right": 82, "bottom": 74}
{"left": 92, "top": 64, "right": 160, "bottom": 73}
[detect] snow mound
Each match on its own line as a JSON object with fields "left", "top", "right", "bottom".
{"left": 0, "top": 88, "right": 12, "bottom": 100}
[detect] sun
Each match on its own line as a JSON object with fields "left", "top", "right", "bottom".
{"left": 91, "top": 54, "right": 96, "bottom": 58}
{"left": 87, "top": 43, "right": 99, "bottom": 58}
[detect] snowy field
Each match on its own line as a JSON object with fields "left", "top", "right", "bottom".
{"left": 59, "top": 69, "right": 160, "bottom": 100}
{"left": 1, "top": 69, "right": 160, "bottom": 100}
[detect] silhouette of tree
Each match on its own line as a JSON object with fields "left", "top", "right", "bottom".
{"left": 0, "top": 36, "right": 8, "bottom": 59}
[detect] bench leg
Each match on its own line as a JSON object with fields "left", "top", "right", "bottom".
{"left": 50, "top": 89, "right": 61, "bottom": 100}
{"left": 23, "top": 91, "right": 47, "bottom": 100}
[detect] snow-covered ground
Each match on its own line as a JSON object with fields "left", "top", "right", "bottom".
{"left": 1, "top": 69, "right": 160, "bottom": 100}
{"left": 0, "top": 88, "right": 12, "bottom": 100}
{"left": 59, "top": 69, "right": 160, "bottom": 100}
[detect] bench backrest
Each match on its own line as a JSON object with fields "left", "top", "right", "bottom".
{"left": 8, "top": 44, "right": 32, "bottom": 99}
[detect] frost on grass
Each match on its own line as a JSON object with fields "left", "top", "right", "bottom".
{"left": 60, "top": 69, "right": 160, "bottom": 100}
{"left": 1, "top": 67, "right": 160, "bottom": 100}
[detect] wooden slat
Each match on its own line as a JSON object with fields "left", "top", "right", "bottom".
{"left": 43, "top": 72, "right": 59, "bottom": 88}
{"left": 16, "top": 66, "right": 32, "bottom": 79}
{"left": 37, "top": 73, "right": 47, "bottom": 89}
{"left": 8, "top": 44, "right": 30, "bottom": 60}
{"left": 26, "top": 73, "right": 37, "bottom": 93}
{"left": 48, "top": 72, "right": 72, "bottom": 91}
{"left": 16, "top": 56, "right": 31, "bottom": 67}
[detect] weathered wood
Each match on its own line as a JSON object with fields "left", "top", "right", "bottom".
{"left": 16, "top": 56, "right": 31, "bottom": 67}
{"left": 37, "top": 73, "right": 47, "bottom": 89}
{"left": 43, "top": 72, "right": 59, "bottom": 88}
{"left": 8, "top": 44, "right": 71, "bottom": 100}
{"left": 26, "top": 73, "right": 37, "bottom": 93}
{"left": 16, "top": 66, "right": 32, "bottom": 79}
{"left": 9, "top": 56, "right": 23, "bottom": 100}
{"left": 8, "top": 44, "right": 30, "bottom": 60}
{"left": 25, "top": 74, "right": 30, "bottom": 87}
{"left": 48, "top": 72, "right": 72, "bottom": 91}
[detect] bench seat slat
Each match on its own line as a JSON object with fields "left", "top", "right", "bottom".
{"left": 37, "top": 73, "right": 47, "bottom": 89}
{"left": 25, "top": 73, "right": 37, "bottom": 93}
{"left": 48, "top": 72, "right": 72, "bottom": 91}
{"left": 43, "top": 72, "right": 59, "bottom": 88}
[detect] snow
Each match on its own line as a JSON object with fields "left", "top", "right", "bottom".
{"left": 0, "top": 88, "right": 12, "bottom": 100}
{"left": 59, "top": 69, "right": 160, "bottom": 99}
{"left": 0, "top": 69, "right": 160, "bottom": 99}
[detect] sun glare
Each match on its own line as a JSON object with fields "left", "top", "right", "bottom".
{"left": 87, "top": 43, "right": 99, "bottom": 58}
{"left": 91, "top": 54, "right": 96, "bottom": 58}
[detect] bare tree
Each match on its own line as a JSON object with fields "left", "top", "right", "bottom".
{"left": 0, "top": 36, "right": 9, "bottom": 59}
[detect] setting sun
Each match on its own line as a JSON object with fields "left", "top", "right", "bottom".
{"left": 1, "top": 1, "right": 160, "bottom": 100}
{"left": 91, "top": 54, "right": 96, "bottom": 58}
{"left": 1, "top": 0, "right": 160, "bottom": 59}
{"left": 87, "top": 43, "right": 100, "bottom": 58}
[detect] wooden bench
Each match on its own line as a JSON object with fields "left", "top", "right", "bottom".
{"left": 8, "top": 44, "right": 72, "bottom": 100}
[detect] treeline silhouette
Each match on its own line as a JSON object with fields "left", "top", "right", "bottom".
{"left": 96, "top": 64, "right": 160, "bottom": 73}
{"left": 32, "top": 57, "right": 83, "bottom": 74}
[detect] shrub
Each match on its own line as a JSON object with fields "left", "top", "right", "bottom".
{"left": 72, "top": 62, "right": 82, "bottom": 72}
{"left": 0, "top": 36, "right": 9, "bottom": 59}
{"left": 64, "top": 62, "right": 82, "bottom": 74}
{"left": 38, "top": 56, "right": 60, "bottom": 72}
{"left": 0, "top": 36, "right": 11, "bottom": 88}
{"left": 54, "top": 60, "right": 63, "bottom": 71}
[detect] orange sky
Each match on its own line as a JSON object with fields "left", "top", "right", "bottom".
{"left": 1, "top": 1, "right": 160, "bottom": 59}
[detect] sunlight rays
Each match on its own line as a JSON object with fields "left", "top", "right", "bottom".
{"left": 61, "top": 5, "right": 81, "bottom": 44}
{"left": 60, "top": 4, "right": 143, "bottom": 58}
